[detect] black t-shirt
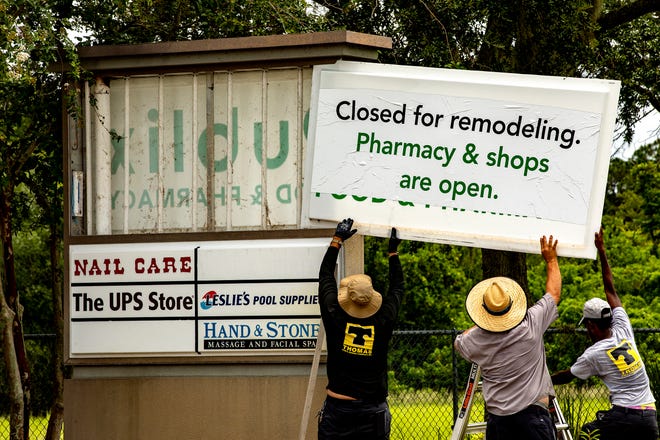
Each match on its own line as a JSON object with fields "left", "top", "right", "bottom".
{"left": 318, "top": 246, "right": 404, "bottom": 402}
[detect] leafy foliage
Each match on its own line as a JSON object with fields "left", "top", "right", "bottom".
{"left": 14, "top": 228, "right": 55, "bottom": 335}
{"left": 311, "top": 0, "right": 659, "bottom": 148}
{"left": 72, "top": 0, "right": 325, "bottom": 45}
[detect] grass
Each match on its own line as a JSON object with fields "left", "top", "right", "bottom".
{"left": 0, "top": 384, "right": 613, "bottom": 440}
{"left": 554, "top": 384, "right": 610, "bottom": 440}
{"left": 388, "top": 384, "right": 612, "bottom": 440}
{"left": 389, "top": 388, "right": 486, "bottom": 440}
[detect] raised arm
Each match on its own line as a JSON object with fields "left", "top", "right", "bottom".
{"left": 318, "top": 218, "right": 358, "bottom": 302}
{"left": 595, "top": 227, "right": 622, "bottom": 309}
{"left": 387, "top": 228, "right": 404, "bottom": 302}
{"left": 551, "top": 368, "right": 575, "bottom": 385}
{"left": 541, "top": 234, "right": 561, "bottom": 304}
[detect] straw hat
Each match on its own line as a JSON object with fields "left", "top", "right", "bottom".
{"left": 465, "top": 277, "right": 527, "bottom": 332}
{"left": 338, "top": 274, "right": 383, "bottom": 319}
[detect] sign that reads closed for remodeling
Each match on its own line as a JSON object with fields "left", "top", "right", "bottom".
{"left": 69, "top": 238, "right": 329, "bottom": 357}
{"left": 304, "top": 61, "right": 621, "bottom": 259}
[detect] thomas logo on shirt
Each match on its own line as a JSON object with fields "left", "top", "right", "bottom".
{"left": 607, "top": 339, "right": 642, "bottom": 376}
{"left": 342, "top": 323, "right": 375, "bottom": 356}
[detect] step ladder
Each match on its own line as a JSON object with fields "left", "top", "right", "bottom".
{"left": 450, "top": 363, "right": 572, "bottom": 440}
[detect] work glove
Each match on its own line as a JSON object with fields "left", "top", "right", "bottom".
{"left": 334, "top": 218, "right": 357, "bottom": 241}
{"left": 388, "top": 227, "right": 401, "bottom": 253}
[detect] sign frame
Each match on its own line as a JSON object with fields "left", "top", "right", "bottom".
{"left": 303, "top": 61, "right": 621, "bottom": 259}
{"left": 67, "top": 237, "right": 336, "bottom": 359}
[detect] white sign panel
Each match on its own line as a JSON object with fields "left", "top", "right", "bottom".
{"left": 69, "top": 238, "right": 329, "bottom": 357}
{"left": 304, "top": 61, "right": 621, "bottom": 258}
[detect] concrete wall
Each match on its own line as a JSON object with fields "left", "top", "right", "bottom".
{"left": 65, "top": 365, "right": 327, "bottom": 439}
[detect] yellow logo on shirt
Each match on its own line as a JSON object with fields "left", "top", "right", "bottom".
{"left": 342, "top": 323, "right": 375, "bottom": 356}
{"left": 607, "top": 339, "right": 642, "bottom": 376}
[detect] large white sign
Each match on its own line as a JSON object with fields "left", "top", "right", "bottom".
{"left": 304, "top": 61, "right": 621, "bottom": 258}
{"left": 69, "top": 238, "right": 330, "bottom": 357}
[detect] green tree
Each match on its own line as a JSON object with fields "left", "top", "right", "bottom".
{"left": 1, "top": 0, "right": 76, "bottom": 438}
{"left": 367, "top": 236, "right": 481, "bottom": 328}
{"left": 314, "top": 0, "right": 660, "bottom": 301}
{"left": 73, "top": 0, "right": 324, "bottom": 44}
{"left": 631, "top": 162, "right": 660, "bottom": 254}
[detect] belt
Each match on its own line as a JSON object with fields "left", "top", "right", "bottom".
{"left": 612, "top": 405, "right": 657, "bottom": 414}
{"left": 524, "top": 404, "right": 550, "bottom": 416}
{"left": 491, "top": 404, "right": 549, "bottom": 419}
{"left": 326, "top": 395, "right": 385, "bottom": 405}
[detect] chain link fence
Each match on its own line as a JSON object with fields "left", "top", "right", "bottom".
{"left": 2, "top": 329, "right": 659, "bottom": 439}
{"left": 388, "top": 328, "right": 660, "bottom": 440}
{"left": 0, "top": 334, "right": 59, "bottom": 440}
{"left": 0, "top": 417, "right": 56, "bottom": 440}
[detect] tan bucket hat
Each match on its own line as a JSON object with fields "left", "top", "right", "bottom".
{"left": 465, "top": 276, "right": 527, "bottom": 332}
{"left": 338, "top": 274, "right": 383, "bottom": 319}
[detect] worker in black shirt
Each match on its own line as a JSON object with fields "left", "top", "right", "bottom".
{"left": 317, "top": 218, "right": 404, "bottom": 440}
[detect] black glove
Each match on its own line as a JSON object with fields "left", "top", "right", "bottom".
{"left": 334, "top": 218, "right": 357, "bottom": 241}
{"left": 388, "top": 227, "right": 401, "bottom": 253}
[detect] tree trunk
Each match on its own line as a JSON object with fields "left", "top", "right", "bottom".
{"left": 476, "top": 1, "right": 516, "bottom": 72}
{"left": 1, "top": 188, "right": 30, "bottom": 440}
{"left": 1, "top": 282, "right": 24, "bottom": 440}
{"left": 481, "top": 248, "right": 531, "bottom": 306}
{"left": 45, "top": 224, "right": 64, "bottom": 440}
{"left": 474, "top": 2, "right": 532, "bottom": 305}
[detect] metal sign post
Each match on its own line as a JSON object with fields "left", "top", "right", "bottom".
{"left": 299, "top": 321, "right": 325, "bottom": 440}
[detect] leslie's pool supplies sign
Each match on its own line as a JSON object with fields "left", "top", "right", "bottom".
{"left": 304, "top": 61, "right": 621, "bottom": 258}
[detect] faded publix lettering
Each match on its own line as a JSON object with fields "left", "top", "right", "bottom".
{"left": 109, "top": 107, "right": 309, "bottom": 209}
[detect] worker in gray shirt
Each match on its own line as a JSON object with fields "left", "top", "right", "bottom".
{"left": 455, "top": 234, "right": 561, "bottom": 440}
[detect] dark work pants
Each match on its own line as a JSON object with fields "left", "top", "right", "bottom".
{"left": 486, "top": 404, "right": 557, "bottom": 440}
{"left": 581, "top": 406, "right": 659, "bottom": 440}
{"left": 317, "top": 396, "right": 391, "bottom": 440}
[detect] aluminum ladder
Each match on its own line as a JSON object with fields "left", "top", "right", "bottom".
{"left": 450, "top": 363, "right": 573, "bottom": 439}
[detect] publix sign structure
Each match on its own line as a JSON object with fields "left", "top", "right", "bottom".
{"left": 62, "top": 32, "right": 394, "bottom": 440}
{"left": 79, "top": 69, "right": 311, "bottom": 235}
